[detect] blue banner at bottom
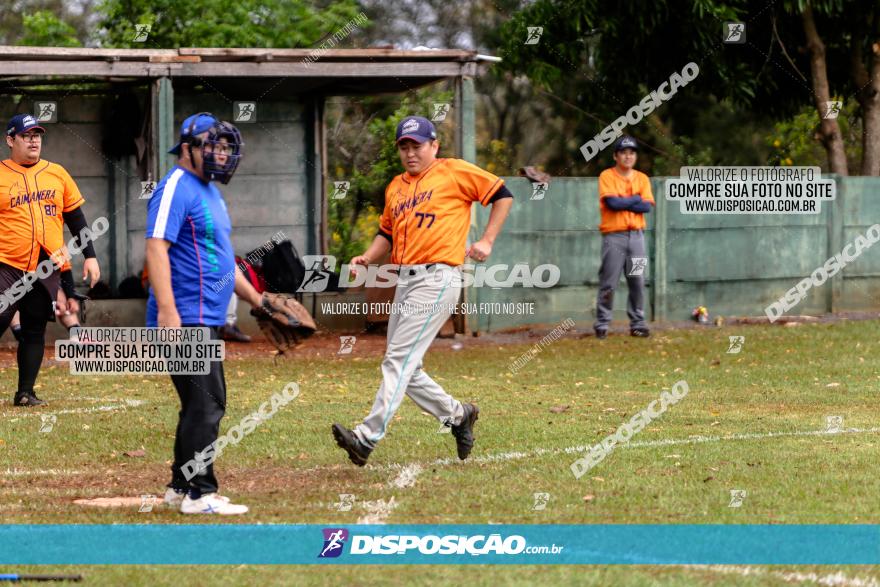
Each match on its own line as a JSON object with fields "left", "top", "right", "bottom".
{"left": 0, "top": 525, "right": 878, "bottom": 564}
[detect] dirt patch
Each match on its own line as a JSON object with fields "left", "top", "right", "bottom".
{"left": 2, "top": 462, "right": 374, "bottom": 512}
{"left": 1, "top": 311, "right": 878, "bottom": 368}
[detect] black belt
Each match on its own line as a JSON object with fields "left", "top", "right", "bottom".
{"left": 393, "top": 263, "right": 436, "bottom": 277}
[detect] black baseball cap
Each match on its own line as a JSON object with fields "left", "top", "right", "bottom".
{"left": 613, "top": 135, "right": 639, "bottom": 152}
{"left": 6, "top": 114, "right": 45, "bottom": 137}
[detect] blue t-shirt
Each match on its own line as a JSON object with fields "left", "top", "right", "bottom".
{"left": 145, "top": 166, "right": 235, "bottom": 327}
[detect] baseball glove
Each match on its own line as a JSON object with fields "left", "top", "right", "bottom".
{"left": 518, "top": 166, "right": 551, "bottom": 184}
{"left": 250, "top": 292, "right": 317, "bottom": 354}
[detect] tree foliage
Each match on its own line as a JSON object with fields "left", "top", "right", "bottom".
{"left": 20, "top": 10, "right": 82, "bottom": 47}
{"left": 496, "top": 0, "right": 876, "bottom": 174}
{"left": 1, "top": 0, "right": 94, "bottom": 46}
{"left": 96, "top": 0, "right": 363, "bottom": 48}
{"left": 326, "top": 89, "right": 454, "bottom": 261}
{"left": 767, "top": 98, "right": 862, "bottom": 170}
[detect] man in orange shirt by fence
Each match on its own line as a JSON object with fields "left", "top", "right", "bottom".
{"left": 594, "top": 135, "right": 653, "bottom": 339}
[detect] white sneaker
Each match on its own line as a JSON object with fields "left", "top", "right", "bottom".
{"left": 164, "top": 488, "right": 229, "bottom": 507}
{"left": 180, "top": 492, "right": 248, "bottom": 515}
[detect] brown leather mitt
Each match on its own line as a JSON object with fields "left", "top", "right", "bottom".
{"left": 250, "top": 292, "right": 317, "bottom": 354}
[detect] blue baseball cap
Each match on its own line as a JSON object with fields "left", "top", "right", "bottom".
{"left": 6, "top": 114, "right": 45, "bottom": 137}
{"left": 613, "top": 135, "right": 639, "bottom": 152}
{"left": 395, "top": 116, "right": 437, "bottom": 144}
{"left": 168, "top": 113, "right": 219, "bottom": 155}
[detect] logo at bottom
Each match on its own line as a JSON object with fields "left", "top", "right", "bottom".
{"left": 319, "top": 528, "right": 349, "bottom": 558}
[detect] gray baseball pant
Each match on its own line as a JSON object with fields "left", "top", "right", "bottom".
{"left": 225, "top": 295, "right": 237, "bottom": 326}
{"left": 354, "top": 264, "right": 465, "bottom": 449}
{"left": 594, "top": 230, "right": 648, "bottom": 332}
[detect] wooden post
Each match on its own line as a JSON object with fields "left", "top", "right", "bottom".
{"left": 653, "top": 178, "right": 668, "bottom": 322}
{"left": 152, "top": 77, "right": 174, "bottom": 179}
{"left": 317, "top": 97, "right": 328, "bottom": 255}
{"left": 827, "top": 174, "right": 844, "bottom": 313}
{"left": 456, "top": 75, "right": 478, "bottom": 334}
{"left": 108, "top": 157, "right": 130, "bottom": 294}
{"left": 457, "top": 76, "right": 476, "bottom": 163}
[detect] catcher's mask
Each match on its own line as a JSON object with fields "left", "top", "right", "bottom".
{"left": 170, "top": 112, "right": 243, "bottom": 185}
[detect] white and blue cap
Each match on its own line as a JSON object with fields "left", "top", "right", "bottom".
{"left": 169, "top": 113, "right": 219, "bottom": 155}
{"left": 395, "top": 116, "right": 437, "bottom": 144}
{"left": 6, "top": 114, "right": 45, "bottom": 137}
{"left": 613, "top": 135, "right": 639, "bottom": 152}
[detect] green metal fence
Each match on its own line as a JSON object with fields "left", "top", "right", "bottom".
{"left": 469, "top": 176, "right": 880, "bottom": 332}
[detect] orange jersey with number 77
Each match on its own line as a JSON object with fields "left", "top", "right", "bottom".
{"left": 0, "top": 159, "right": 85, "bottom": 272}
{"left": 379, "top": 158, "right": 504, "bottom": 267}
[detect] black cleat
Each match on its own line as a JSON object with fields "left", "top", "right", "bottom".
{"left": 451, "top": 403, "right": 479, "bottom": 460}
{"left": 332, "top": 423, "right": 371, "bottom": 467}
{"left": 630, "top": 328, "right": 651, "bottom": 338}
{"left": 13, "top": 393, "right": 46, "bottom": 407}
{"left": 594, "top": 329, "right": 608, "bottom": 340}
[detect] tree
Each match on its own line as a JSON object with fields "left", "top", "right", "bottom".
{"left": 97, "top": 0, "right": 362, "bottom": 48}
{"left": 800, "top": 3, "right": 848, "bottom": 174}
{"left": 325, "top": 89, "right": 454, "bottom": 261}
{"left": 19, "top": 10, "right": 82, "bottom": 47}
{"left": 496, "top": 0, "right": 878, "bottom": 175}
{"left": 771, "top": 0, "right": 878, "bottom": 175}
{"left": 767, "top": 99, "right": 862, "bottom": 170}
{"left": 355, "top": 0, "right": 562, "bottom": 175}
{"left": 842, "top": 0, "right": 880, "bottom": 175}
{"left": 1, "top": 1, "right": 95, "bottom": 46}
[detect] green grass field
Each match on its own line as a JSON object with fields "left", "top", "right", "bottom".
{"left": 1, "top": 319, "right": 879, "bottom": 585}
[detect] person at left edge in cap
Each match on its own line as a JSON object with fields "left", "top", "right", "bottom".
{"left": 0, "top": 113, "right": 102, "bottom": 406}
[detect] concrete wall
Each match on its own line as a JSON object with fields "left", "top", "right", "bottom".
{"left": 472, "top": 176, "right": 880, "bottom": 332}
{"left": 3, "top": 88, "right": 319, "bottom": 301}
{"left": 126, "top": 92, "right": 318, "bottom": 280}
{"left": 471, "top": 177, "right": 654, "bottom": 331}
{"left": 837, "top": 177, "right": 880, "bottom": 310}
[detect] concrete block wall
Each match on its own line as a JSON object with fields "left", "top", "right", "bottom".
{"left": 474, "top": 176, "right": 880, "bottom": 332}
{"left": 125, "top": 93, "right": 317, "bottom": 279}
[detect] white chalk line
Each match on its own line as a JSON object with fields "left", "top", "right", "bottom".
{"left": 358, "top": 426, "right": 880, "bottom": 473}
{"left": 687, "top": 564, "right": 880, "bottom": 587}
{"left": 361, "top": 460, "right": 423, "bottom": 525}
{"left": 5, "top": 425, "right": 876, "bottom": 502}
{"left": 3, "top": 468, "right": 85, "bottom": 476}
{"left": 335, "top": 426, "right": 880, "bottom": 525}
{"left": 74, "top": 397, "right": 146, "bottom": 403}
{"left": 390, "top": 463, "right": 422, "bottom": 489}
{"left": 356, "top": 496, "right": 398, "bottom": 525}
{"left": 2, "top": 399, "right": 146, "bottom": 417}
{"left": 565, "top": 426, "right": 880, "bottom": 455}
